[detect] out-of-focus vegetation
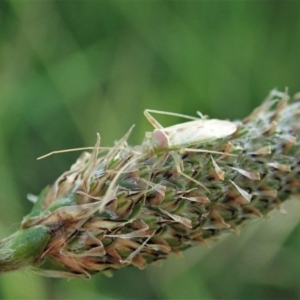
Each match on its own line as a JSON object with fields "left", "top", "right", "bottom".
{"left": 1, "top": 1, "right": 300, "bottom": 299}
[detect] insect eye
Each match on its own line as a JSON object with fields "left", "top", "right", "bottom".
{"left": 152, "top": 129, "right": 169, "bottom": 149}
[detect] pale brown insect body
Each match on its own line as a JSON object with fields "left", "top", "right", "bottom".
{"left": 150, "top": 118, "right": 237, "bottom": 150}
{"left": 143, "top": 109, "right": 238, "bottom": 191}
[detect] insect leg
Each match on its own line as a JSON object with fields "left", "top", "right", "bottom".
{"left": 144, "top": 109, "right": 199, "bottom": 129}
{"left": 144, "top": 110, "right": 164, "bottom": 129}
{"left": 196, "top": 111, "right": 208, "bottom": 119}
{"left": 179, "top": 148, "right": 237, "bottom": 157}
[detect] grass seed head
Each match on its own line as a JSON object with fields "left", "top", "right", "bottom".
{"left": 1, "top": 89, "right": 300, "bottom": 278}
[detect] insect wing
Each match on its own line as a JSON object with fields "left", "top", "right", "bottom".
{"left": 153, "top": 119, "right": 237, "bottom": 149}
{"left": 202, "top": 119, "right": 237, "bottom": 139}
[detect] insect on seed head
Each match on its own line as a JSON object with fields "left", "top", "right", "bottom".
{"left": 150, "top": 119, "right": 237, "bottom": 151}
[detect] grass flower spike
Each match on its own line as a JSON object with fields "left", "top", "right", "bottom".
{"left": 0, "top": 90, "right": 299, "bottom": 278}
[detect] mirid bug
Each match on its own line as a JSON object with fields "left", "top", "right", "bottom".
{"left": 142, "top": 109, "right": 238, "bottom": 191}
{"left": 144, "top": 109, "right": 237, "bottom": 151}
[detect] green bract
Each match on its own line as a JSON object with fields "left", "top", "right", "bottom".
{"left": 0, "top": 226, "right": 50, "bottom": 274}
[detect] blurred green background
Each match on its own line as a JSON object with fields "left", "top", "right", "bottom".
{"left": 1, "top": 1, "right": 300, "bottom": 299}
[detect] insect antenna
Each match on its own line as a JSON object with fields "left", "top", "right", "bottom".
{"left": 37, "top": 125, "right": 135, "bottom": 160}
